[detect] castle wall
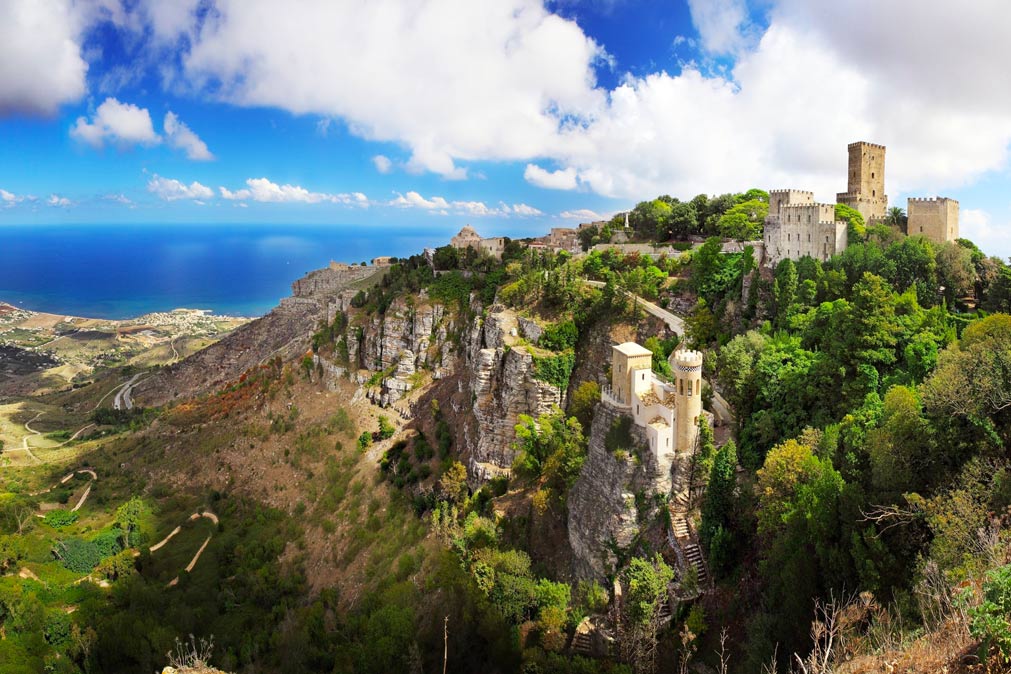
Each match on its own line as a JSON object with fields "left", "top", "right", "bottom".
{"left": 764, "top": 203, "right": 847, "bottom": 266}
{"left": 907, "top": 197, "right": 959, "bottom": 244}
{"left": 768, "top": 189, "right": 813, "bottom": 218}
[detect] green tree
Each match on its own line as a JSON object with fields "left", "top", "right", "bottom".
{"left": 512, "top": 408, "right": 586, "bottom": 496}
{"left": 835, "top": 203, "right": 866, "bottom": 240}
{"left": 700, "top": 441, "right": 737, "bottom": 576}
{"left": 115, "top": 497, "right": 149, "bottom": 548}
{"left": 716, "top": 199, "right": 768, "bottom": 240}
{"left": 568, "top": 381, "right": 601, "bottom": 432}
{"left": 438, "top": 461, "right": 469, "bottom": 503}
{"left": 773, "top": 258, "right": 798, "bottom": 327}
{"left": 622, "top": 554, "right": 676, "bottom": 674}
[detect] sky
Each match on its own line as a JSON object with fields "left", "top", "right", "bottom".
{"left": 1, "top": 0, "right": 1011, "bottom": 256}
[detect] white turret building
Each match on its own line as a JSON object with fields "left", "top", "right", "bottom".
{"left": 602, "top": 342, "right": 703, "bottom": 477}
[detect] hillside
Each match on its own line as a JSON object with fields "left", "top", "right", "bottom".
{"left": 4, "top": 200, "right": 1011, "bottom": 674}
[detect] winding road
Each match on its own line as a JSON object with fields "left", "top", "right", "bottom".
{"left": 147, "top": 511, "right": 220, "bottom": 588}
{"left": 113, "top": 373, "right": 146, "bottom": 410}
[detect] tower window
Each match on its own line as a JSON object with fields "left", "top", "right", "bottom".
{"left": 871, "top": 172, "right": 875, "bottom": 178}
{"left": 872, "top": 190, "right": 876, "bottom": 196}
{"left": 688, "top": 380, "right": 692, "bottom": 396}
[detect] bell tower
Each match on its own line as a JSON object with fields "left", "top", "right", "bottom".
{"left": 672, "top": 350, "right": 703, "bottom": 453}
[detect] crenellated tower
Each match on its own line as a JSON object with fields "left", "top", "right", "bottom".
{"left": 672, "top": 350, "right": 703, "bottom": 454}
{"left": 837, "top": 141, "right": 888, "bottom": 223}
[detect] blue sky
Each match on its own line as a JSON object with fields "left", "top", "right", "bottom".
{"left": 2, "top": 0, "right": 1011, "bottom": 257}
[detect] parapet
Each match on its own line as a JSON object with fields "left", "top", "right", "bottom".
{"left": 672, "top": 350, "right": 703, "bottom": 371}
{"left": 908, "top": 197, "right": 958, "bottom": 204}
{"left": 848, "top": 141, "right": 886, "bottom": 150}
{"left": 769, "top": 189, "right": 814, "bottom": 196}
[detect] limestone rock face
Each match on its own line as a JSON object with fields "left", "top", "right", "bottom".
{"left": 567, "top": 402, "right": 669, "bottom": 580}
{"left": 464, "top": 307, "right": 563, "bottom": 481}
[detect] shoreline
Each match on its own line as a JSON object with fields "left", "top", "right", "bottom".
{"left": 0, "top": 300, "right": 257, "bottom": 324}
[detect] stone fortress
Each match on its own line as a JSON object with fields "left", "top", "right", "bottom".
{"left": 450, "top": 224, "right": 507, "bottom": 259}
{"left": 763, "top": 189, "right": 848, "bottom": 265}
{"left": 602, "top": 343, "right": 703, "bottom": 481}
{"left": 837, "top": 141, "right": 888, "bottom": 223}
{"left": 764, "top": 141, "right": 960, "bottom": 267}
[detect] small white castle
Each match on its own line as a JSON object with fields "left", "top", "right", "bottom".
{"left": 602, "top": 342, "right": 703, "bottom": 475}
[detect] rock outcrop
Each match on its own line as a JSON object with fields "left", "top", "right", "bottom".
{"left": 567, "top": 402, "right": 671, "bottom": 580}
{"left": 464, "top": 306, "right": 564, "bottom": 481}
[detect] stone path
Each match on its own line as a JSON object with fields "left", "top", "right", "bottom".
{"left": 582, "top": 279, "right": 685, "bottom": 333}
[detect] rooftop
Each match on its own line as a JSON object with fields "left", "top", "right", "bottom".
{"left": 613, "top": 342, "right": 653, "bottom": 357}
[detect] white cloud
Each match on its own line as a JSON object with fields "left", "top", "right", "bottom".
{"left": 524, "top": 164, "right": 579, "bottom": 190}
{"left": 147, "top": 174, "right": 213, "bottom": 201}
{"left": 47, "top": 194, "right": 72, "bottom": 207}
{"left": 961, "top": 208, "right": 1011, "bottom": 260}
{"left": 390, "top": 191, "right": 450, "bottom": 210}
{"left": 1, "top": 189, "right": 24, "bottom": 206}
{"left": 0, "top": 0, "right": 88, "bottom": 115}
{"left": 390, "top": 191, "right": 539, "bottom": 217}
{"left": 560, "top": 208, "right": 604, "bottom": 220}
{"left": 164, "top": 111, "right": 214, "bottom": 160}
{"left": 510, "top": 203, "right": 544, "bottom": 216}
{"left": 131, "top": 0, "right": 604, "bottom": 179}
{"left": 686, "top": 0, "right": 758, "bottom": 56}
{"left": 220, "top": 177, "right": 368, "bottom": 205}
{"left": 104, "top": 193, "right": 133, "bottom": 205}
{"left": 70, "top": 98, "right": 160, "bottom": 148}
{"left": 372, "top": 155, "right": 393, "bottom": 174}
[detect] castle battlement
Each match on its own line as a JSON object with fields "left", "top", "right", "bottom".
{"left": 908, "top": 197, "right": 959, "bottom": 204}
{"left": 769, "top": 189, "right": 814, "bottom": 196}
{"left": 672, "top": 350, "right": 703, "bottom": 371}
{"left": 848, "top": 141, "right": 886, "bottom": 150}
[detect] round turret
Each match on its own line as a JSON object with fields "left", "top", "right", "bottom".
{"left": 672, "top": 349, "right": 703, "bottom": 454}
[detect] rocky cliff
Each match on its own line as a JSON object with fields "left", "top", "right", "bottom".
{"left": 567, "top": 402, "right": 671, "bottom": 580}
{"left": 463, "top": 306, "right": 564, "bottom": 481}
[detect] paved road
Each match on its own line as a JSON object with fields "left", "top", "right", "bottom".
{"left": 583, "top": 277, "right": 734, "bottom": 425}
{"left": 113, "top": 373, "right": 146, "bottom": 410}
{"left": 582, "top": 279, "right": 684, "bottom": 333}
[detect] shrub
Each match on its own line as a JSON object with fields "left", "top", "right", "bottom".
{"left": 539, "top": 320, "right": 578, "bottom": 351}
{"left": 357, "top": 432, "right": 372, "bottom": 452}
{"left": 56, "top": 537, "right": 101, "bottom": 573}
{"left": 532, "top": 352, "right": 576, "bottom": 390}
{"left": 966, "top": 564, "right": 1011, "bottom": 663}
{"left": 377, "top": 415, "right": 396, "bottom": 440}
{"left": 43, "top": 509, "right": 78, "bottom": 529}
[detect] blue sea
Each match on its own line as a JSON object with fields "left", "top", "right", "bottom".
{"left": 0, "top": 223, "right": 476, "bottom": 318}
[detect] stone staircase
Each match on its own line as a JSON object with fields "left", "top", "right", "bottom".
{"left": 571, "top": 630, "right": 592, "bottom": 655}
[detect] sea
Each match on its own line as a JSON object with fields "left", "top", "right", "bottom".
{"left": 0, "top": 223, "right": 485, "bottom": 319}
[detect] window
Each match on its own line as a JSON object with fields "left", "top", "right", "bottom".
{"left": 666, "top": 437, "right": 669, "bottom": 447}
{"left": 873, "top": 190, "right": 876, "bottom": 196}
{"left": 697, "top": 378, "right": 701, "bottom": 393}
{"left": 871, "top": 172, "right": 875, "bottom": 178}
{"left": 807, "top": 233, "right": 811, "bottom": 242}
{"left": 636, "top": 404, "right": 639, "bottom": 414}
{"left": 687, "top": 380, "right": 692, "bottom": 396}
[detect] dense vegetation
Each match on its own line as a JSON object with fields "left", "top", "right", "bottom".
{"left": 9, "top": 198, "right": 1011, "bottom": 673}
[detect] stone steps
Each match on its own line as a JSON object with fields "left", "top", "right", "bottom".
{"left": 571, "top": 632, "right": 592, "bottom": 655}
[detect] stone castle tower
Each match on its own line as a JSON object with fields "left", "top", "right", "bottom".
{"left": 837, "top": 141, "right": 888, "bottom": 223}
{"left": 907, "top": 197, "right": 959, "bottom": 244}
{"left": 672, "top": 350, "right": 703, "bottom": 455}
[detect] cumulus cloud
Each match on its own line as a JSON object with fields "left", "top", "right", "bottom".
{"left": 560, "top": 208, "right": 604, "bottom": 220}
{"left": 127, "top": 0, "right": 605, "bottom": 179}
{"left": 390, "top": 191, "right": 541, "bottom": 217}
{"left": 510, "top": 203, "right": 544, "bottom": 216}
{"left": 147, "top": 174, "right": 214, "bottom": 201}
{"left": 372, "top": 155, "right": 393, "bottom": 174}
{"left": 960, "top": 208, "right": 1011, "bottom": 260}
{"left": 524, "top": 164, "right": 579, "bottom": 190}
{"left": 220, "top": 177, "right": 368, "bottom": 205}
{"left": 164, "top": 111, "right": 214, "bottom": 160}
{"left": 0, "top": 189, "right": 27, "bottom": 206}
{"left": 47, "top": 194, "right": 72, "bottom": 207}
{"left": 686, "top": 0, "right": 758, "bottom": 56}
{"left": 70, "top": 98, "right": 160, "bottom": 148}
{"left": 0, "top": 0, "right": 88, "bottom": 115}
{"left": 104, "top": 0, "right": 1011, "bottom": 203}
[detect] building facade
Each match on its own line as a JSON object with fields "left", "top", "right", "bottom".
{"left": 907, "top": 197, "right": 959, "bottom": 244}
{"left": 764, "top": 190, "right": 847, "bottom": 266}
{"left": 837, "top": 141, "right": 888, "bottom": 223}
{"left": 449, "top": 225, "right": 506, "bottom": 259}
{"left": 602, "top": 342, "right": 703, "bottom": 477}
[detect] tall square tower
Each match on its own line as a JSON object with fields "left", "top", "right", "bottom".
{"left": 837, "top": 141, "right": 888, "bottom": 223}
